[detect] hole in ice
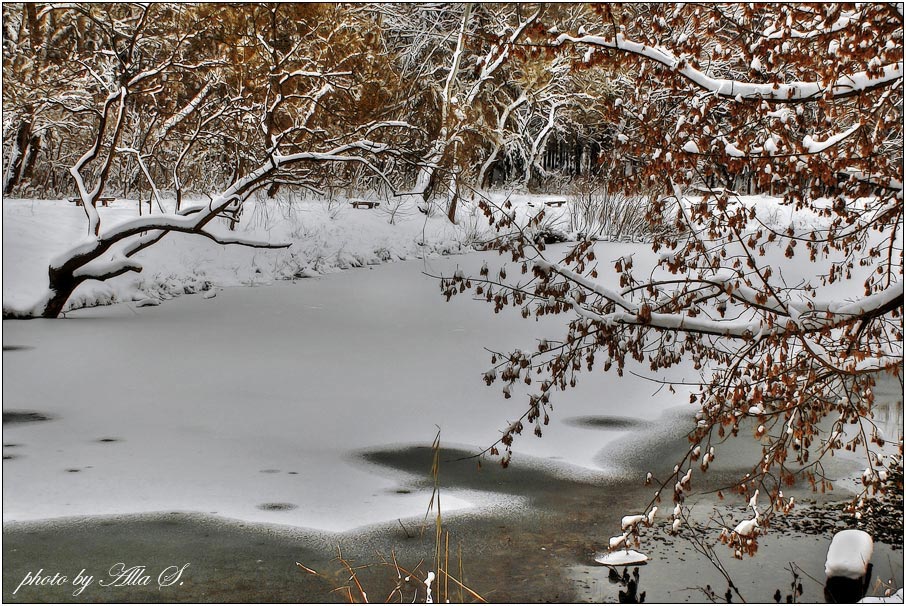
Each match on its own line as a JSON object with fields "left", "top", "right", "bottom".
{"left": 563, "top": 416, "right": 651, "bottom": 430}
{"left": 3, "top": 410, "right": 51, "bottom": 425}
{"left": 257, "top": 503, "right": 298, "bottom": 512}
{"left": 3, "top": 411, "right": 52, "bottom": 424}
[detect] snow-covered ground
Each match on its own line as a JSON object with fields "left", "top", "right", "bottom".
{"left": 2, "top": 196, "right": 491, "bottom": 314}
{"left": 1, "top": 191, "right": 863, "bottom": 315}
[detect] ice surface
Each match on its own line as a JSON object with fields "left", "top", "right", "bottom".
{"left": 3, "top": 248, "right": 687, "bottom": 532}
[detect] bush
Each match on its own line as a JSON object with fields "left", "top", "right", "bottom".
{"left": 566, "top": 181, "right": 671, "bottom": 242}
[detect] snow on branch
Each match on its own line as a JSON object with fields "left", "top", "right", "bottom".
{"left": 72, "top": 256, "right": 144, "bottom": 281}
{"left": 70, "top": 87, "right": 127, "bottom": 238}
{"left": 760, "top": 12, "right": 860, "bottom": 40}
{"left": 801, "top": 123, "right": 862, "bottom": 154}
{"left": 555, "top": 33, "right": 903, "bottom": 102}
{"left": 158, "top": 80, "right": 214, "bottom": 140}
{"left": 840, "top": 169, "right": 904, "bottom": 191}
{"left": 535, "top": 256, "right": 903, "bottom": 341}
{"left": 196, "top": 231, "right": 291, "bottom": 249}
{"left": 51, "top": 139, "right": 392, "bottom": 273}
{"left": 465, "top": 7, "right": 542, "bottom": 105}
{"left": 278, "top": 70, "right": 352, "bottom": 86}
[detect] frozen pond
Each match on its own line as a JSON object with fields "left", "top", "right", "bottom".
{"left": 3, "top": 249, "right": 687, "bottom": 532}
{"left": 3, "top": 250, "right": 902, "bottom": 603}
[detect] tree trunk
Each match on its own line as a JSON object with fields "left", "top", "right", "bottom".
{"left": 447, "top": 179, "right": 459, "bottom": 223}
{"left": 3, "top": 115, "right": 37, "bottom": 195}
{"left": 41, "top": 267, "right": 85, "bottom": 318}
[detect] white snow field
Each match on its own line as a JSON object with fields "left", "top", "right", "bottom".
{"left": 3, "top": 195, "right": 687, "bottom": 531}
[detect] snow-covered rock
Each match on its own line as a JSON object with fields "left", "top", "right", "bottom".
{"left": 595, "top": 550, "right": 648, "bottom": 566}
{"left": 826, "top": 529, "right": 874, "bottom": 580}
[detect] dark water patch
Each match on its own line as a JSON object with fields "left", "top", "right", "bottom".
{"left": 591, "top": 407, "right": 771, "bottom": 483}
{"left": 4, "top": 444, "right": 22, "bottom": 448}
{"left": 3, "top": 411, "right": 52, "bottom": 425}
{"left": 3, "top": 454, "right": 18, "bottom": 461}
{"left": 259, "top": 469, "right": 280, "bottom": 474}
{"left": 287, "top": 471, "right": 298, "bottom": 475}
{"left": 2, "top": 345, "right": 33, "bottom": 352}
{"left": 257, "top": 502, "right": 298, "bottom": 512}
{"left": 595, "top": 406, "right": 873, "bottom": 489}
{"left": 563, "top": 415, "right": 652, "bottom": 430}
{"left": 2, "top": 513, "right": 340, "bottom": 603}
{"left": 359, "top": 445, "right": 602, "bottom": 505}
{"left": 64, "top": 468, "right": 81, "bottom": 473}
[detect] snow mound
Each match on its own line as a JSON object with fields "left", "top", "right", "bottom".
{"left": 595, "top": 550, "right": 648, "bottom": 566}
{"left": 734, "top": 517, "right": 759, "bottom": 537}
{"left": 826, "top": 529, "right": 873, "bottom": 580}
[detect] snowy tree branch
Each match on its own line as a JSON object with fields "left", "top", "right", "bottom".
{"left": 556, "top": 33, "right": 903, "bottom": 102}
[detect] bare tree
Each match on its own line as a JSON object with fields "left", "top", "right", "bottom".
{"left": 3, "top": 4, "right": 405, "bottom": 318}
{"left": 376, "top": 3, "right": 550, "bottom": 221}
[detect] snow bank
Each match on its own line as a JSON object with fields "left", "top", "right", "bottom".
{"left": 825, "top": 529, "right": 874, "bottom": 580}
{"left": 2, "top": 196, "right": 483, "bottom": 315}
{"left": 2, "top": 191, "right": 605, "bottom": 316}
